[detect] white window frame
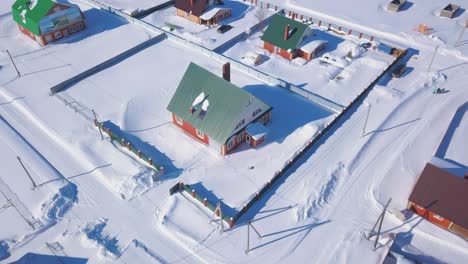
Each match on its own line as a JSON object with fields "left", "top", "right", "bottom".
{"left": 45, "top": 35, "right": 53, "bottom": 42}
{"left": 175, "top": 115, "right": 183, "bottom": 125}
{"left": 432, "top": 214, "right": 444, "bottom": 221}
{"left": 69, "top": 25, "right": 76, "bottom": 33}
{"left": 196, "top": 129, "right": 204, "bottom": 139}
{"left": 237, "top": 132, "right": 243, "bottom": 143}
{"left": 227, "top": 137, "right": 235, "bottom": 150}
{"left": 246, "top": 135, "right": 251, "bottom": 144}
{"left": 54, "top": 31, "right": 62, "bottom": 39}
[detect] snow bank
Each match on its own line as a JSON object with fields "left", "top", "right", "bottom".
{"left": 294, "top": 163, "right": 347, "bottom": 221}
{"left": 0, "top": 240, "right": 11, "bottom": 261}
{"left": 82, "top": 218, "right": 121, "bottom": 258}
{"left": 41, "top": 183, "right": 78, "bottom": 224}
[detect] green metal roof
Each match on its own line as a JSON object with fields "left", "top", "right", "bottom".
{"left": 12, "top": 0, "right": 56, "bottom": 35}
{"left": 261, "top": 14, "right": 308, "bottom": 52}
{"left": 167, "top": 63, "right": 272, "bottom": 145}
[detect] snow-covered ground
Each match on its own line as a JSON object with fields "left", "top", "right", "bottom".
{"left": 267, "top": 0, "right": 468, "bottom": 55}
{"left": 224, "top": 26, "right": 395, "bottom": 106}
{"left": 143, "top": 0, "right": 275, "bottom": 50}
{"left": 1, "top": 0, "right": 468, "bottom": 263}
{"left": 95, "top": 0, "right": 172, "bottom": 15}
{"left": 60, "top": 37, "right": 334, "bottom": 209}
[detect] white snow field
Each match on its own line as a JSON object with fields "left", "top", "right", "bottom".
{"left": 95, "top": 0, "right": 172, "bottom": 16}
{"left": 1, "top": 0, "right": 468, "bottom": 263}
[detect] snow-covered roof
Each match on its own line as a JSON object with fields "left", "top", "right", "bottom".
{"left": 200, "top": 7, "right": 230, "bottom": 20}
{"left": 300, "top": 40, "right": 327, "bottom": 53}
{"left": 245, "top": 122, "right": 269, "bottom": 140}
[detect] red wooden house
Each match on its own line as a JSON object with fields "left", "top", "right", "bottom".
{"left": 261, "top": 14, "right": 327, "bottom": 61}
{"left": 408, "top": 163, "right": 468, "bottom": 240}
{"left": 12, "top": 0, "right": 86, "bottom": 46}
{"left": 175, "top": 0, "right": 231, "bottom": 27}
{"left": 167, "top": 63, "right": 272, "bottom": 156}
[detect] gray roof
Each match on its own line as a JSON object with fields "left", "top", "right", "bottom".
{"left": 167, "top": 63, "right": 272, "bottom": 144}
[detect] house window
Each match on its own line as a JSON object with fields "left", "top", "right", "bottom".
{"left": 45, "top": 35, "right": 53, "bottom": 42}
{"left": 259, "top": 113, "right": 268, "bottom": 123}
{"left": 235, "top": 119, "right": 245, "bottom": 129}
{"left": 175, "top": 115, "right": 183, "bottom": 125}
{"left": 252, "top": 108, "right": 262, "bottom": 117}
{"left": 54, "top": 31, "right": 62, "bottom": 39}
{"left": 227, "top": 137, "right": 235, "bottom": 150}
{"left": 76, "top": 23, "right": 83, "bottom": 31}
{"left": 433, "top": 214, "right": 444, "bottom": 221}
{"left": 236, "top": 132, "right": 243, "bottom": 143}
{"left": 196, "top": 129, "right": 204, "bottom": 139}
{"left": 69, "top": 25, "right": 76, "bottom": 33}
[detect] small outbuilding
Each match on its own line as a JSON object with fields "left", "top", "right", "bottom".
{"left": 262, "top": 14, "right": 328, "bottom": 62}
{"left": 175, "top": 0, "right": 231, "bottom": 27}
{"left": 440, "top": 4, "right": 460, "bottom": 18}
{"left": 387, "top": 0, "right": 406, "bottom": 12}
{"left": 167, "top": 62, "right": 272, "bottom": 156}
{"left": 12, "top": 0, "right": 86, "bottom": 46}
{"left": 408, "top": 163, "right": 468, "bottom": 240}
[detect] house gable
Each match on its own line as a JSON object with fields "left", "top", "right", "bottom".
{"left": 12, "top": 0, "right": 56, "bottom": 35}
{"left": 261, "top": 14, "right": 309, "bottom": 52}
{"left": 175, "top": 0, "right": 209, "bottom": 17}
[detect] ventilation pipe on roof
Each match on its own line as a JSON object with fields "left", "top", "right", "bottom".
{"left": 284, "top": 24, "right": 290, "bottom": 40}
{"left": 223, "top": 62, "right": 230, "bottom": 82}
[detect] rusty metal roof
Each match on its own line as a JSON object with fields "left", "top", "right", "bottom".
{"left": 409, "top": 163, "right": 468, "bottom": 229}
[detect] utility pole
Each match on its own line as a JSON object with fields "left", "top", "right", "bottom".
{"left": 92, "top": 109, "right": 103, "bottom": 140}
{"left": 245, "top": 221, "right": 262, "bottom": 254}
{"left": 6, "top": 50, "right": 21, "bottom": 77}
{"left": 17, "top": 156, "right": 37, "bottom": 189}
{"left": 455, "top": 20, "right": 468, "bottom": 46}
{"left": 245, "top": 221, "right": 250, "bottom": 254}
{"left": 219, "top": 202, "right": 224, "bottom": 234}
{"left": 362, "top": 104, "right": 371, "bottom": 137}
{"left": 210, "top": 202, "right": 224, "bottom": 234}
{"left": 427, "top": 46, "right": 439, "bottom": 73}
{"left": 367, "top": 198, "right": 392, "bottom": 249}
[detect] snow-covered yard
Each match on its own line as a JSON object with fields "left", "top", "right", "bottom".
{"left": 61, "top": 38, "right": 335, "bottom": 209}
{"left": 0, "top": 0, "right": 467, "bottom": 263}
{"left": 92, "top": 0, "right": 173, "bottom": 15}
{"left": 224, "top": 26, "right": 395, "bottom": 106}
{"left": 143, "top": 0, "right": 275, "bottom": 50}
{"left": 267, "top": 0, "right": 468, "bottom": 54}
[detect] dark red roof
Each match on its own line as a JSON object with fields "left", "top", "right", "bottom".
{"left": 409, "top": 163, "right": 468, "bottom": 229}
{"left": 175, "top": 0, "right": 207, "bottom": 17}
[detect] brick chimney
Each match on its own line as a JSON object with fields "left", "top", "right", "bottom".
{"left": 284, "top": 24, "right": 290, "bottom": 40}
{"left": 223, "top": 62, "right": 230, "bottom": 82}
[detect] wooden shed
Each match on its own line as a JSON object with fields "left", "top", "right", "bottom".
{"left": 387, "top": 0, "right": 406, "bottom": 12}
{"left": 12, "top": 0, "right": 86, "bottom": 46}
{"left": 408, "top": 163, "right": 468, "bottom": 240}
{"left": 440, "top": 4, "right": 460, "bottom": 18}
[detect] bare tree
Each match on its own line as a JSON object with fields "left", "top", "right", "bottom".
{"left": 254, "top": 8, "right": 267, "bottom": 32}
